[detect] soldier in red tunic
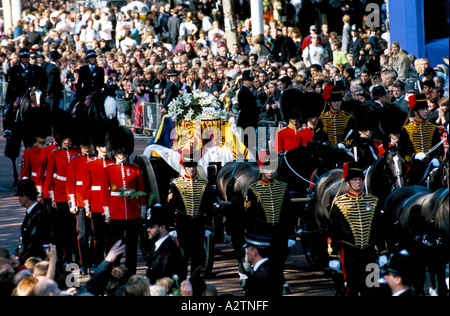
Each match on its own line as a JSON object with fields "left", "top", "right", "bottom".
{"left": 83, "top": 121, "right": 116, "bottom": 266}
{"left": 102, "top": 126, "right": 146, "bottom": 275}
{"left": 43, "top": 110, "right": 80, "bottom": 264}
{"left": 66, "top": 118, "right": 96, "bottom": 273}
{"left": 20, "top": 107, "right": 52, "bottom": 203}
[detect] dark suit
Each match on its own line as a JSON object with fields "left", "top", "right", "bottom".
{"left": 237, "top": 85, "right": 260, "bottom": 131}
{"left": 18, "top": 202, "right": 50, "bottom": 264}
{"left": 145, "top": 236, "right": 187, "bottom": 284}
{"left": 45, "top": 62, "right": 63, "bottom": 112}
{"left": 162, "top": 80, "right": 179, "bottom": 111}
{"left": 244, "top": 259, "right": 280, "bottom": 297}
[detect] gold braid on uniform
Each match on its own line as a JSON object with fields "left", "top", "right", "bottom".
{"left": 172, "top": 176, "right": 208, "bottom": 218}
{"left": 334, "top": 193, "right": 379, "bottom": 249}
{"left": 318, "top": 111, "right": 353, "bottom": 146}
{"left": 404, "top": 120, "right": 437, "bottom": 155}
{"left": 248, "top": 180, "right": 287, "bottom": 224}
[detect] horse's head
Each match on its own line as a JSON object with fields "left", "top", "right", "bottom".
{"left": 383, "top": 147, "right": 406, "bottom": 189}
{"left": 28, "top": 86, "right": 43, "bottom": 107}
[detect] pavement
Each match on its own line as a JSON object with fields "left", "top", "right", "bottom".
{"left": 0, "top": 116, "right": 336, "bottom": 296}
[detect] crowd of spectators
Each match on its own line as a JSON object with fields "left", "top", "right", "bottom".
{"left": 0, "top": 0, "right": 449, "bottom": 297}
{"left": 0, "top": 0, "right": 447, "bottom": 130}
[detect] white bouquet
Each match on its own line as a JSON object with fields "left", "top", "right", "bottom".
{"left": 167, "top": 90, "right": 222, "bottom": 124}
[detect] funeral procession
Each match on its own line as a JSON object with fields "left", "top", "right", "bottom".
{"left": 0, "top": 0, "right": 448, "bottom": 301}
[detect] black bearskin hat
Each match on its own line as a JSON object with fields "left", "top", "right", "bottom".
{"left": 280, "top": 88, "right": 303, "bottom": 122}
{"left": 352, "top": 103, "right": 379, "bottom": 131}
{"left": 106, "top": 125, "right": 134, "bottom": 158}
{"left": 379, "top": 103, "right": 409, "bottom": 135}
{"left": 28, "top": 107, "right": 51, "bottom": 139}
{"left": 51, "top": 110, "right": 73, "bottom": 145}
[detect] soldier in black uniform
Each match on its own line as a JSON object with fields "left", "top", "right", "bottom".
{"left": 244, "top": 151, "right": 297, "bottom": 295}
{"left": 74, "top": 50, "right": 105, "bottom": 118}
{"left": 314, "top": 85, "right": 358, "bottom": 148}
{"left": 327, "top": 161, "right": 388, "bottom": 296}
{"left": 399, "top": 93, "right": 444, "bottom": 185}
{"left": 167, "top": 152, "right": 214, "bottom": 276}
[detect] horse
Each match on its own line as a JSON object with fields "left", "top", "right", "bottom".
{"left": 311, "top": 147, "right": 407, "bottom": 267}
{"left": 215, "top": 141, "right": 354, "bottom": 272}
{"left": 3, "top": 86, "right": 44, "bottom": 186}
{"left": 384, "top": 186, "right": 449, "bottom": 296}
{"left": 215, "top": 161, "right": 260, "bottom": 277}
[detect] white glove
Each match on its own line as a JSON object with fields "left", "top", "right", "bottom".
{"left": 337, "top": 143, "right": 346, "bottom": 150}
{"left": 414, "top": 152, "right": 426, "bottom": 161}
{"left": 287, "top": 239, "right": 296, "bottom": 248}
{"left": 378, "top": 255, "right": 388, "bottom": 267}
{"left": 169, "top": 230, "right": 178, "bottom": 238}
{"left": 328, "top": 260, "right": 341, "bottom": 271}
{"left": 205, "top": 230, "right": 212, "bottom": 237}
{"left": 430, "top": 158, "right": 440, "bottom": 168}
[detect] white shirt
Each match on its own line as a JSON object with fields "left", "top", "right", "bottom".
{"left": 392, "top": 289, "right": 409, "bottom": 296}
{"left": 154, "top": 235, "right": 170, "bottom": 251}
{"left": 26, "top": 202, "right": 39, "bottom": 215}
{"left": 253, "top": 258, "right": 269, "bottom": 272}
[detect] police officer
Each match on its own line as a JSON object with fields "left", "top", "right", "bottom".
{"left": 244, "top": 151, "right": 297, "bottom": 295}
{"left": 242, "top": 233, "right": 278, "bottom": 297}
{"left": 3, "top": 48, "right": 47, "bottom": 154}
{"left": 314, "top": 85, "right": 357, "bottom": 148}
{"left": 399, "top": 93, "right": 444, "bottom": 185}
{"left": 327, "top": 161, "right": 388, "bottom": 296}
{"left": 74, "top": 50, "right": 105, "bottom": 117}
{"left": 167, "top": 151, "right": 214, "bottom": 276}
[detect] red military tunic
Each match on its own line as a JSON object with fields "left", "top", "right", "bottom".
{"left": 44, "top": 146, "right": 81, "bottom": 203}
{"left": 297, "top": 126, "right": 314, "bottom": 147}
{"left": 66, "top": 153, "right": 95, "bottom": 208}
{"left": 274, "top": 125, "right": 303, "bottom": 153}
{"left": 102, "top": 162, "right": 146, "bottom": 220}
{"left": 83, "top": 156, "right": 111, "bottom": 214}
{"left": 20, "top": 144, "right": 47, "bottom": 196}
{"left": 42, "top": 142, "right": 59, "bottom": 199}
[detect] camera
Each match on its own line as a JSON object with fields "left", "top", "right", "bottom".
{"left": 43, "top": 244, "right": 50, "bottom": 252}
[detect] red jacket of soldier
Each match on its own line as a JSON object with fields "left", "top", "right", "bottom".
{"left": 274, "top": 125, "right": 303, "bottom": 153}
{"left": 83, "top": 156, "right": 111, "bottom": 214}
{"left": 102, "top": 162, "right": 146, "bottom": 220}
{"left": 41, "top": 143, "right": 59, "bottom": 199}
{"left": 20, "top": 145, "right": 47, "bottom": 196}
{"left": 44, "top": 146, "right": 81, "bottom": 203}
{"left": 66, "top": 153, "right": 95, "bottom": 208}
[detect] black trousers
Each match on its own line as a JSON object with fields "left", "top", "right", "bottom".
{"left": 91, "top": 212, "right": 110, "bottom": 266}
{"left": 176, "top": 215, "right": 205, "bottom": 276}
{"left": 55, "top": 201, "right": 78, "bottom": 263}
{"left": 341, "top": 243, "right": 379, "bottom": 296}
{"left": 76, "top": 207, "right": 93, "bottom": 268}
{"left": 110, "top": 218, "right": 140, "bottom": 275}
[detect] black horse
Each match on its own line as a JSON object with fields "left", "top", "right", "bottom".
{"left": 3, "top": 86, "right": 44, "bottom": 186}
{"left": 384, "top": 186, "right": 449, "bottom": 296}
{"left": 311, "top": 147, "right": 407, "bottom": 267}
